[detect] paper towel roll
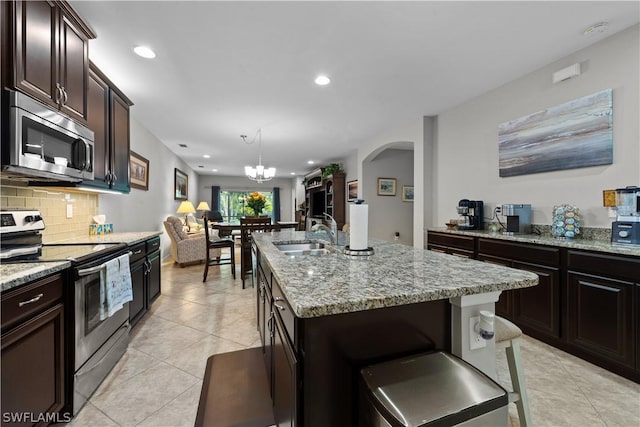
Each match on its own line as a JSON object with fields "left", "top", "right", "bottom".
{"left": 349, "top": 204, "right": 368, "bottom": 250}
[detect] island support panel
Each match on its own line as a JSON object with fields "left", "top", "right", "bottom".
{"left": 299, "top": 299, "right": 451, "bottom": 426}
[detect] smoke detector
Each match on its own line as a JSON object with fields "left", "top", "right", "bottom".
{"left": 583, "top": 22, "right": 608, "bottom": 36}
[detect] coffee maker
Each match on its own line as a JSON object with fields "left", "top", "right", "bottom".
{"left": 611, "top": 186, "right": 640, "bottom": 245}
{"left": 457, "top": 199, "right": 484, "bottom": 230}
{"left": 501, "top": 204, "right": 532, "bottom": 234}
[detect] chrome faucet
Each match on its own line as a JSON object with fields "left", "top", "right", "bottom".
{"left": 305, "top": 213, "right": 338, "bottom": 245}
{"left": 319, "top": 212, "right": 338, "bottom": 245}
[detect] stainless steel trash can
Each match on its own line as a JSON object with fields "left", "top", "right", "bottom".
{"left": 360, "top": 351, "right": 508, "bottom": 427}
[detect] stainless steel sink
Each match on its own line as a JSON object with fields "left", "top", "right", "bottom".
{"left": 273, "top": 242, "right": 330, "bottom": 256}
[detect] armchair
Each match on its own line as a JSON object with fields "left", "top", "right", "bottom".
{"left": 163, "top": 216, "right": 221, "bottom": 267}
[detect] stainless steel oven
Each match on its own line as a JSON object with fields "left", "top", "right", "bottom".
{"left": 1, "top": 211, "right": 131, "bottom": 416}
{"left": 1, "top": 89, "right": 94, "bottom": 182}
{"left": 72, "top": 249, "right": 130, "bottom": 415}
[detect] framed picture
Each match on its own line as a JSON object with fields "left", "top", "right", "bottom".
{"left": 174, "top": 168, "right": 188, "bottom": 200}
{"left": 377, "top": 178, "right": 396, "bottom": 196}
{"left": 402, "top": 185, "right": 414, "bottom": 202}
{"left": 347, "top": 180, "right": 358, "bottom": 201}
{"left": 129, "top": 151, "right": 149, "bottom": 191}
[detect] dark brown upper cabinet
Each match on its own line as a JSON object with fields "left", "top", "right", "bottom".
{"left": 7, "top": 0, "right": 95, "bottom": 123}
{"left": 86, "top": 62, "right": 133, "bottom": 193}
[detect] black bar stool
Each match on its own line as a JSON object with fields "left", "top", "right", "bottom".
{"left": 203, "top": 217, "right": 236, "bottom": 282}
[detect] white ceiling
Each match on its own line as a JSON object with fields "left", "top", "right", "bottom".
{"left": 70, "top": 1, "right": 639, "bottom": 178}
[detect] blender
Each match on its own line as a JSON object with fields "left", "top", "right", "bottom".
{"left": 611, "top": 186, "right": 640, "bottom": 245}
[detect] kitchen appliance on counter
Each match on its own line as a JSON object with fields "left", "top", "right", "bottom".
{"left": 612, "top": 186, "right": 640, "bottom": 245}
{"left": 457, "top": 199, "right": 484, "bottom": 230}
{"left": 1, "top": 89, "right": 94, "bottom": 183}
{"left": 501, "top": 204, "right": 532, "bottom": 234}
{"left": 0, "top": 209, "right": 130, "bottom": 415}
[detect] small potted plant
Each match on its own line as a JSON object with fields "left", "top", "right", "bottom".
{"left": 322, "top": 163, "right": 344, "bottom": 179}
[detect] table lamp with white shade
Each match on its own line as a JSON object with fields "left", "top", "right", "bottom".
{"left": 176, "top": 201, "right": 196, "bottom": 232}
{"left": 196, "top": 201, "right": 211, "bottom": 220}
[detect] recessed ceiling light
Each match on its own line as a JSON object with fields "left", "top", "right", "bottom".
{"left": 290, "top": 172, "right": 296, "bottom": 175}
{"left": 314, "top": 75, "right": 330, "bottom": 86}
{"left": 307, "top": 160, "right": 315, "bottom": 165}
{"left": 133, "top": 46, "right": 156, "bottom": 59}
{"left": 203, "top": 154, "right": 211, "bottom": 159}
{"left": 211, "top": 169, "right": 218, "bottom": 172}
{"left": 583, "top": 22, "right": 608, "bottom": 36}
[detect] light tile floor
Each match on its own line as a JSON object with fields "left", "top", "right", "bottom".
{"left": 70, "top": 257, "right": 640, "bottom": 426}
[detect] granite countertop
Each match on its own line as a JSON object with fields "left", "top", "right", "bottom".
{"left": 1, "top": 231, "right": 163, "bottom": 292}
{"left": 253, "top": 230, "right": 538, "bottom": 318}
{"left": 427, "top": 228, "right": 640, "bottom": 257}
{"left": 0, "top": 261, "right": 70, "bottom": 292}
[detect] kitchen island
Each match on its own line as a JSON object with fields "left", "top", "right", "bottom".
{"left": 252, "top": 230, "right": 538, "bottom": 426}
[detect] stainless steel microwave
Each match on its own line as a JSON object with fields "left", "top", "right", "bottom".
{"left": 1, "top": 90, "right": 94, "bottom": 182}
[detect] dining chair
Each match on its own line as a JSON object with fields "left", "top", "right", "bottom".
{"left": 203, "top": 217, "right": 236, "bottom": 282}
{"left": 240, "top": 217, "right": 272, "bottom": 288}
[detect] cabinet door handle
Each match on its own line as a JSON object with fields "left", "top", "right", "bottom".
{"left": 274, "top": 302, "right": 286, "bottom": 312}
{"left": 133, "top": 249, "right": 143, "bottom": 255}
{"left": 111, "top": 172, "right": 117, "bottom": 183}
{"left": 55, "top": 83, "right": 62, "bottom": 105}
{"left": 19, "top": 293, "right": 44, "bottom": 307}
{"left": 268, "top": 312, "right": 274, "bottom": 337}
{"left": 61, "top": 86, "right": 68, "bottom": 106}
{"left": 274, "top": 296, "right": 283, "bottom": 301}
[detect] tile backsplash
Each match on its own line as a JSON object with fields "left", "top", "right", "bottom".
{"left": 0, "top": 183, "right": 98, "bottom": 243}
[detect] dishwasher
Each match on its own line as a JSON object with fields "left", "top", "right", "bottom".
{"left": 359, "top": 351, "right": 508, "bottom": 427}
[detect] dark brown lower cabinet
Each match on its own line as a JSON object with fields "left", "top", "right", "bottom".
{"left": 512, "top": 261, "right": 560, "bottom": 340}
{"left": 427, "top": 232, "right": 475, "bottom": 258}
{"left": 2, "top": 273, "right": 66, "bottom": 427}
{"left": 129, "top": 256, "right": 147, "bottom": 326}
{"left": 567, "top": 271, "right": 634, "bottom": 370}
{"left": 477, "top": 254, "right": 513, "bottom": 318}
{"left": 273, "top": 311, "right": 297, "bottom": 427}
{"left": 128, "top": 238, "right": 162, "bottom": 328}
{"left": 476, "top": 238, "right": 561, "bottom": 342}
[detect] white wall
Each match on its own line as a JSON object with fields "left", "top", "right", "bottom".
{"left": 196, "top": 175, "right": 295, "bottom": 221}
{"left": 363, "top": 149, "right": 414, "bottom": 244}
{"left": 98, "top": 116, "right": 198, "bottom": 259}
{"left": 434, "top": 24, "right": 639, "bottom": 229}
{"left": 357, "top": 118, "right": 424, "bottom": 247}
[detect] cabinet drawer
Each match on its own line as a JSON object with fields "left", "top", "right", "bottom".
{"left": 1, "top": 273, "right": 64, "bottom": 330}
{"left": 129, "top": 242, "right": 146, "bottom": 263}
{"left": 146, "top": 237, "right": 160, "bottom": 253}
{"left": 428, "top": 232, "right": 475, "bottom": 252}
{"left": 478, "top": 238, "right": 560, "bottom": 266}
{"left": 567, "top": 250, "right": 640, "bottom": 282}
{"left": 272, "top": 280, "right": 295, "bottom": 345}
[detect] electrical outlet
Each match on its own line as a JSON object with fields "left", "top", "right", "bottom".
{"left": 495, "top": 205, "right": 502, "bottom": 215}
{"left": 66, "top": 204, "right": 73, "bottom": 219}
{"left": 469, "top": 316, "right": 486, "bottom": 350}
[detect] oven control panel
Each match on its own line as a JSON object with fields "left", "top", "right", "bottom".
{"left": 0, "top": 210, "right": 45, "bottom": 234}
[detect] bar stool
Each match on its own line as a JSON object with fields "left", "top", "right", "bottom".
{"left": 495, "top": 316, "right": 533, "bottom": 427}
{"left": 203, "top": 217, "right": 236, "bottom": 282}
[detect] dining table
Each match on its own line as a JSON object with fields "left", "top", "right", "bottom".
{"left": 210, "top": 221, "right": 297, "bottom": 238}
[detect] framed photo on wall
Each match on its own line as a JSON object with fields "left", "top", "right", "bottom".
{"left": 174, "top": 168, "right": 188, "bottom": 200}
{"left": 402, "top": 185, "right": 414, "bottom": 202}
{"left": 129, "top": 151, "right": 149, "bottom": 191}
{"left": 377, "top": 178, "right": 396, "bottom": 196}
{"left": 347, "top": 180, "right": 358, "bottom": 201}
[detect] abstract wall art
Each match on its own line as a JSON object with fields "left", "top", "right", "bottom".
{"left": 498, "top": 89, "right": 613, "bottom": 177}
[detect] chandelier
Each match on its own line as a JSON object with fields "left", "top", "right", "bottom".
{"left": 241, "top": 128, "right": 276, "bottom": 183}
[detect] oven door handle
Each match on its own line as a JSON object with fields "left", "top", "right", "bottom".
{"left": 76, "top": 251, "right": 133, "bottom": 277}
